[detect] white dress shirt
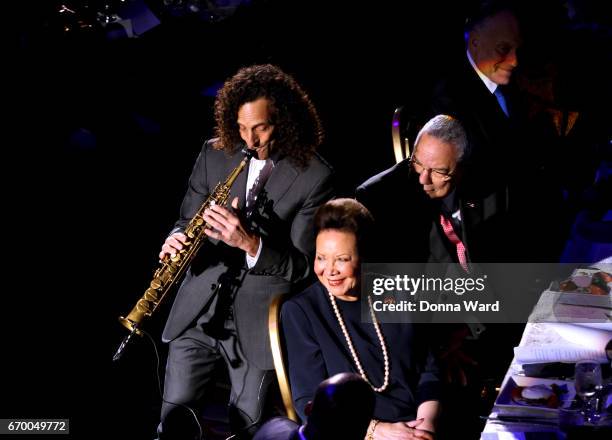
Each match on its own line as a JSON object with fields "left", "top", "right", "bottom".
{"left": 245, "top": 157, "right": 275, "bottom": 268}
{"left": 466, "top": 49, "right": 498, "bottom": 93}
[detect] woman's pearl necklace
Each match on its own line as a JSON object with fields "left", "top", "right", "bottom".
{"left": 328, "top": 291, "right": 389, "bottom": 392}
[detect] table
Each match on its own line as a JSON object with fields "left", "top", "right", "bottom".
{"left": 480, "top": 301, "right": 611, "bottom": 439}
{"left": 481, "top": 323, "right": 569, "bottom": 440}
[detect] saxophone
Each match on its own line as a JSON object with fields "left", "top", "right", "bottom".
{"left": 113, "top": 147, "right": 256, "bottom": 361}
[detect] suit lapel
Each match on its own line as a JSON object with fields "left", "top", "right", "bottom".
{"left": 459, "top": 199, "right": 473, "bottom": 262}
{"left": 262, "top": 157, "right": 299, "bottom": 205}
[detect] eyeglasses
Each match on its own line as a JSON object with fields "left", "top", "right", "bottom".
{"left": 410, "top": 155, "right": 455, "bottom": 181}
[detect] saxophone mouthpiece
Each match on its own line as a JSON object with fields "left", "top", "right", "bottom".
{"left": 243, "top": 147, "right": 257, "bottom": 160}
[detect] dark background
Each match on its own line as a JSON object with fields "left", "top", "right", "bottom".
{"left": 7, "top": 0, "right": 611, "bottom": 438}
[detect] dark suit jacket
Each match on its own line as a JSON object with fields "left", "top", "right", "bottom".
{"left": 429, "top": 57, "right": 527, "bottom": 197}
{"left": 355, "top": 159, "right": 513, "bottom": 264}
{"left": 355, "top": 159, "right": 432, "bottom": 263}
{"left": 162, "top": 139, "right": 334, "bottom": 369}
{"left": 429, "top": 58, "right": 565, "bottom": 260}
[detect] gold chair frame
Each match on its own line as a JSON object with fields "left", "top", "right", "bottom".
{"left": 268, "top": 295, "right": 299, "bottom": 422}
{"left": 392, "top": 106, "right": 411, "bottom": 164}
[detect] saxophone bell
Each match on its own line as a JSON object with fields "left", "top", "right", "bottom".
{"left": 113, "top": 326, "right": 139, "bottom": 362}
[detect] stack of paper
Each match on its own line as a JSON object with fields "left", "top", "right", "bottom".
{"left": 514, "top": 323, "right": 612, "bottom": 364}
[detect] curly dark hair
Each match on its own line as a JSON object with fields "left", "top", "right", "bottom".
{"left": 213, "top": 64, "right": 324, "bottom": 168}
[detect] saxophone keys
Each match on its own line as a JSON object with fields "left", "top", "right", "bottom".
{"left": 144, "top": 288, "right": 158, "bottom": 302}
{"left": 136, "top": 299, "right": 152, "bottom": 314}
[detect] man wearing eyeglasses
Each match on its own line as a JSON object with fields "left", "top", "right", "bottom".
{"left": 410, "top": 133, "right": 460, "bottom": 200}
{"left": 356, "top": 114, "right": 473, "bottom": 265}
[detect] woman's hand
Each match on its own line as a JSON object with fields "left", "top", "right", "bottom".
{"left": 371, "top": 419, "right": 434, "bottom": 440}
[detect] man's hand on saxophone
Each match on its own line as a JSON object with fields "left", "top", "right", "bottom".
{"left": 159, "top": 232, "right": 188, "bottom": 261}
{"left": 203, "top": 196, "right": 260, "bottom": 257}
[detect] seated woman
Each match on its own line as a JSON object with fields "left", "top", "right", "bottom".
{"left": 281, "top": 198, "right": 440, "bottom": 440}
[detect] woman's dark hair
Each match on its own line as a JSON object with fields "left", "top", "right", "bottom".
{"left": 214, "top": 64, "right": 324, "bottom": 168}
{"left": 314, "top": 198, "right": 375, "bottom": 257}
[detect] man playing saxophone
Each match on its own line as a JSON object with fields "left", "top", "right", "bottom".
{"left": 156, "top": 64, "right": 334, "bottom": 439}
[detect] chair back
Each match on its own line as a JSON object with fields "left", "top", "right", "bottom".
{"left": 392, "top": 106, "right": 429, "bottom": 164}
{"left": 392, "top": 106, "right": 411, "bottom": 164}
{"left": 268, "top": 294, "right": 299, "bottom": 422}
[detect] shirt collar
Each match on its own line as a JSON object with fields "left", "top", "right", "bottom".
{"left": 466, "top": 49, "right": 498, "bottom": 94}
{"left": 250, "top": 157, "right": 274, "bottom": 166}
{"left": 441, "top": 188, "right": 456, "bottom": 212}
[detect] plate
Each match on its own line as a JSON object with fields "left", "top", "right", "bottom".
{"left": 494, "top": 376, "right": 576, "bottom": 418}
